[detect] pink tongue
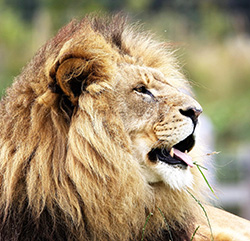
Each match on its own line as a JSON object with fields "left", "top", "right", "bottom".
{"left": 173, "top": 148, "right": 193, "bottom": 167}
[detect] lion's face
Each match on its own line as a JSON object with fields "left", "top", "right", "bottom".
{"left": 114, "top": 64, "right": 202, "bottom": 190}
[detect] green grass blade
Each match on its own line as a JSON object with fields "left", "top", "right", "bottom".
{"left": 186, "top": 190, "right": 214, "bottom": 241}
{"left": 193, "top": 161, "right": 208, "bottom": 170}
{"left": 157, "top": 207, "right": 173, "bottom": 241}
{"left": 194, "top": 162, "right": 218, "bottom": 198}
{"left": 190, "top": 226, "right": 200, "bottom": 241}
{"left": 141, "top": 212, "right": 153, "bottom": 241}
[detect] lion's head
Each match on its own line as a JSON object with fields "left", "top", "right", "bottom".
{"left": 115, "top": 64, "right": 202, "bottom": 190}
{"left": 0, "top": 15, "right": 207, "bottom": 240}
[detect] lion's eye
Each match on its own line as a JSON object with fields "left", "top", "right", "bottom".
{"left": 134, "top": 85, "right": 154, "bottom": 98}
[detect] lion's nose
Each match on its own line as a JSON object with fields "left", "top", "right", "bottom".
{"left": 179, "top": 107, "right": 202, "bottom": 125}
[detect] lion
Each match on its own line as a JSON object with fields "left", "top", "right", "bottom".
{"left": 0, "top": 14, "right": 249, "bottom": 241}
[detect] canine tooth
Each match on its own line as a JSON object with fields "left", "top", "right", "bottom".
{"left": 169, "top": 148, "right": 174, "bottom": 157}
{"left": 185, "top": 150, "right": 188, "bottom": 154}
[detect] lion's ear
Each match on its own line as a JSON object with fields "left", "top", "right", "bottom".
{"left": 50, "top": 56, "right": 90, "bottom": 106}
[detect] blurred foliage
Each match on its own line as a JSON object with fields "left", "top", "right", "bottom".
{"left": 0, "top": 0, "right": 250, "bottom": 153}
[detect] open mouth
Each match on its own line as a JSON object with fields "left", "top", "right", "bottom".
{"left": 148, "top": 134, "right": 195, "bottom": 168}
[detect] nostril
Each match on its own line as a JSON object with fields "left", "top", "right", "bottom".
{"left": 179, "top": 107, "right": 202, "bottom": 124}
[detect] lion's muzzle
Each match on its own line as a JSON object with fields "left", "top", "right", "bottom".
{"left": 150, "top": 102, "right": 202, "bottom": 168}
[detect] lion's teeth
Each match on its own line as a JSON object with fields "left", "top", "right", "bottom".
{"left": 185, "top": 150, "right": 188, "bottom": 154}
{"left": 169, "top": 148, "right": 174, "bottom": 157}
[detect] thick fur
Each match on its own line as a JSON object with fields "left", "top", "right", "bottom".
{"left": 1, "top": 14, "right": 249, "bottom": 241}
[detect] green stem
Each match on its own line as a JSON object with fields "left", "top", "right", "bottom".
{"left": 141, "top": 212, "right": 153, "bottom": 241}
{"left": 157, "top": 207, "right": 173, "bottom": 241}
{"left": 190, "top": 226, "right": 200, "bottom": 241}
{"left": 186, "top": 190, "right": 214, "bottom": 241}
{"left": 193, "top": 162, "right": 218, "bottom": 198}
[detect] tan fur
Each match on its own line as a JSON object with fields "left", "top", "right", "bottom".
{"left": 0, "top": 14, "right": 250, "bottom": 241}
{"left": 196, "top": 206, "right": 250, "bottom": 240}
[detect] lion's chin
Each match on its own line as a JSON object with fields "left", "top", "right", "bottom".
{"left": 142, "top": 163, "right": 193, "bottom": 190}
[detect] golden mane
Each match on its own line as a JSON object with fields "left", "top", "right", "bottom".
{"left": 0, "top": 15, "right": 206, "bottom": 240}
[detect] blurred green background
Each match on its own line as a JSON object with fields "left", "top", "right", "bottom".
{"left": 1, "top": 0, "right": 250, "bottom": 219}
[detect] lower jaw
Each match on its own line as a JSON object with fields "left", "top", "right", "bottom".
{"left": 142, "top": 162, "right": 193, "bottom": 190}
